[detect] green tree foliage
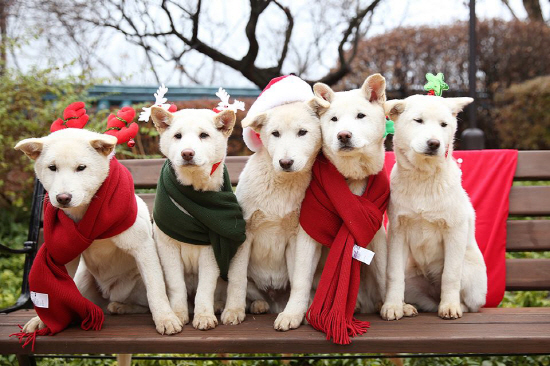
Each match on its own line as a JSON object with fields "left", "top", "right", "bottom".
{"left": 0, "top": 65, "right": 95, "bottom": 218}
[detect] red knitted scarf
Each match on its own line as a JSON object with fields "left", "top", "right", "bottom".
{"left": 11, "top": 158, "right": 138, "bottom": 350}
{"left": 299, "top": 154, "right": 390, "bottom": 345}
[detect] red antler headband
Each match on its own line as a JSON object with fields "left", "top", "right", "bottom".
{"left": 105, "top": 107, "right": 139, "bottom": 147}
{"left": 50, "top": 102, "right": 89, "bottom": 132}
{"left": 49, "top": 101, "right": 139, "bottom": 148}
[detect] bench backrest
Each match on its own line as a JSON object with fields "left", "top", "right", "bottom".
{"left": 119, "top": 151, "right": 550, "bottom": 293}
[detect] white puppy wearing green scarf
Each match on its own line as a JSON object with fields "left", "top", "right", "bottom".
{"left": 148, "top": 88, "right": 247, "bottom": 330}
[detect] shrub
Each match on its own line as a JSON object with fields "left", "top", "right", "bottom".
{"left": 0, "top": 66, "right": 96, "bottom": 218}
{"left": 493, "top": 76, "right": 550, "bottom": 150}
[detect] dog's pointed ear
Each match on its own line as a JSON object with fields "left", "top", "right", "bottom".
{"left": 307, "top": 96, "right": 330, "bottom": 117}
{"left": 15, "top": 138, "right": 45, "bottom": 160}
{"left": 214, "top": 109, "right": 237, "bottom": 137}
{"left": 445, "top": 97, "right": 473, "bottom": 116}
{"left": 313, "top": 83, "right": 335, "bottom": 103}
{"left": 90, "top": 135, "right": 117, "bottom": 157}
{"left": 362, "top": 73, "right": 386, "bottom": 104}
{"left": 242, "top": 113, "right": 267, "bottom": 133}
{"left": 384, "top": 99, "right": 405, "bottom": 120}
{"left": 151, "top": 106, "right": 174, "bottom": 132}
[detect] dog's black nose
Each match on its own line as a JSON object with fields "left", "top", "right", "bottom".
{"left": 337, "top": 131, "right": 352, "bottom": 143}
{"left": 427, "top": 139, "right": 441, "bottom": 151}
{"left": 56, "top": 193, "right": 72, "bottom": 205}
{"left": 181, "top": 149, "right": 195, "bottom": 161}
{"left": 279, "top": 159, "right": 294, "bottom": 170}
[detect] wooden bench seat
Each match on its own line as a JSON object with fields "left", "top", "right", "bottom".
{"left": 1, "top": 150, "right": 549, "bottom": 361}
{"left": 2, "top": 308, "right": 550, "bottom": 355}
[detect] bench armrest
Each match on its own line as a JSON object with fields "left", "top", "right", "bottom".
{"left": 0, "top": 241, "right": 35, "bottom": 254}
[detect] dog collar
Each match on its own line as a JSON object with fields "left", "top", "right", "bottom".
{"left": 211, "top": 161, "right": 222, "bottom": 175}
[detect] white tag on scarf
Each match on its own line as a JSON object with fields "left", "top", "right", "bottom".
{"left": 352, "top": 245, "right": 375, "bottom": 265}
{"left": 30, "top": 291, "right": 49, "bottom": 308}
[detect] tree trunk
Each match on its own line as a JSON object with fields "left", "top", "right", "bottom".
{"left": 522, "top": 0, "right": 544, "bottom": 22}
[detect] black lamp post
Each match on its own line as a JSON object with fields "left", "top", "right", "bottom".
{"left": 461, "top": 0, "right": 485, "bottom": 149}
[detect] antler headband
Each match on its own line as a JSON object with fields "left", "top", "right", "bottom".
{"left": 49, "top": 102, "right": 139, "bottom": 148}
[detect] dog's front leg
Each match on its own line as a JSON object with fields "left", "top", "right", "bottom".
{"left": 381, "top": 221, "right": 414, "bottom": 320}
{"left": 193, "top": 246, "right": 220, "bottom": 330}
{"left": 439, "top": 222, "right": 468, "bottom": 319}
{"left": 154, "top": 227, "right": 189, "bottom": 326}
{"left": 221, "top": 235, "right": 252, "bottom": 325}
{"left": 274, "top": 225, "right": 321, "bottom": 331}
{"left": 131, "top": 232, "right": 183, "bottom": 335}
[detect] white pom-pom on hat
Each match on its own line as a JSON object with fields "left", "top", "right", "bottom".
{"left": 243, "top": 75, "right": 314, "bottom": 152}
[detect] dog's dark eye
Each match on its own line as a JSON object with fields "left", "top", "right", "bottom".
{"left": 174, "top": 133, "right": 182, "bottom": 139}
{"left": 357, "top": 113, "right": 365, "bottom": 119}
{"left": 414, "top": 118, "right": 423, "bottom": 124}
{"left": 48, "top": 165, "right": 56, "bottom": 172}
{"left": 441, "top": 122, "right": 448, "bottom": 128}
{"left": 199, "top": 132, "right": 209, "bottom": 139}
{"left": 272, "top": 131, "right": 280, "bottom": 137}
{"left": 76, "top": 165, "right": 86, "bottom": 172}
{"left": 331, "top": 116, "right": 338, "bottom": 122}
{"left": 298, "top": 129, "right": 308, "bottom": 137}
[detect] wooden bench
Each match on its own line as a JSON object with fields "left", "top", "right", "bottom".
{"left": 1, "top": 151, "right": 549, "bottom": 364}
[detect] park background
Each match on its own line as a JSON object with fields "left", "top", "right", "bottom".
{"left": 0, "top": 0, "right": 549, "bottom": 364}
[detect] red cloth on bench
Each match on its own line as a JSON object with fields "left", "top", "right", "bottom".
{"left": 384, "top": 150, "right": 518, "bottom": 307}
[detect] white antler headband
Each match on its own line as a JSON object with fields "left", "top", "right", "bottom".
{"left": 215, "top": 88, "right": 245, "bottom": 113}
{"left": 139, "top": 84, "right": 175, "bottom": 122}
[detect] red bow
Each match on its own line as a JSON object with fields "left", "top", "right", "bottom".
{"left": 50, "top": 102, "right": 89, "bottom": 132}
{"left": 105, "top": 107, "right": 138, "bottom": 147}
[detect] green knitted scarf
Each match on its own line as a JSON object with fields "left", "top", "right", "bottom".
{"left": 153, "top": 160, "right": 246, "bottom": 280}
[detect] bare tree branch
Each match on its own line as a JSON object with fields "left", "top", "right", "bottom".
{"left": 501, "top": 0, "right": 519, "bottom": 20}
{"left": 273, "top": 0, "right": 294, "bottom": 70}
{"left": 314, "top": 0, "right": 381, "bottom": 85}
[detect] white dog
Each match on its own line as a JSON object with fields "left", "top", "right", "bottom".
{"left": 15, "top": 128, "right": 183, "bottom": 336}
{"left": 296, "top": 74, "right": 386, "bottom": 318}
{"left": 150, "top": 106, "right": 243, "bottom": 330}
{"left": 220, "top": 97, "right": 329, "bottom": 329}
{"left": 380, "top": 94, "right": 487, "bottom": 321}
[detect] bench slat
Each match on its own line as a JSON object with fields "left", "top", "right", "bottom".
{"left": 1, "top": 309, "right": 550, "bottom": 355}
{"left": 121, "top": 156, "right": 249, "bottom": 188}
{"left": 509, "top": 186, "right": 550, "bottom": 216}
{"left": 506, "top": 220, "right": 550, "bottom": 251}
{"left": 122, "top": 151, "right": 550, "bottom": 187}
{"left": 515, "top": 151, "right": 550, "bottom": 180}
{"left": 506, "top": 259, "right": 550, "bottom": 290}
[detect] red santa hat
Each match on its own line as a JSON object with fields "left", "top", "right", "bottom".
{"left": 243, "top": 75, "right": 314, "bottom": 152}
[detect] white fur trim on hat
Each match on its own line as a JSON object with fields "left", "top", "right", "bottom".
{"left": 243, "top": 75, "right": 313, "bottom": 152}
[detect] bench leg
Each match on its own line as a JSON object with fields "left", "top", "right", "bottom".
{"left": 16, "top": 354, "right": 36, "bottom": 366}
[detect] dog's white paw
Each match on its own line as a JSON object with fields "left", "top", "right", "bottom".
{"left": 221, "top": 308, "right": 246, "bottom": 325}
{"left": 249, "top": 300, "right": 270, "bottom": 314}
{"left": 438, "top": 302, "right": 463, "bottom": 319}
{"left": 23, "top": 316, "right": 46, "bottom": 333}
{"left": 380, "top": 302, "right": 404, "bottom": 321}
{"left": 214, "top": 300, "right": 225, "bottom": 315}
{"left": 403, "top": 303, "right": 418, "bottom": 317}
{"left": 174, "top": 310, "right": 189, "bottom": 325}
{"left": 154, "top": 312, "right": 184, "bottom": 335}
{"left": 274, "top": 312, "right": 304, "bottom": 331}
{"left": 193, "top": 313, "right": 218, "bottom": 330}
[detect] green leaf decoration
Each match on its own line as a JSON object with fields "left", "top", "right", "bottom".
{"left": 424, "top": 72, "right": 449, "bottom": 96}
